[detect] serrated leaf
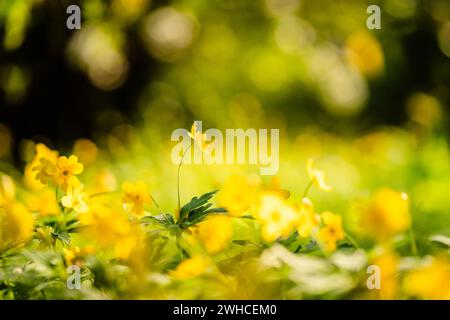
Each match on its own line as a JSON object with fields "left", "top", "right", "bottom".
{"left": 56, "top": 232, "right": 71, "bottom": 246}
{"left": 430, "top": 235, "right": 450, "bottom": 247}
{"left": 142, "top": 213, "right": 175, "bottom": 227}
{"left": 178, "top": 190, "right": 217, "bottom": 222}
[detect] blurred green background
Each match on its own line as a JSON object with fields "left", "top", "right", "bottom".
{"left": 0, "top": 0, "right": 449, "bottom": 149}
{"left": 0, "top": 0, "right": 449, "bottom": 238}
{"left": 0, "top": 0, "right": 450, "bottom": 300}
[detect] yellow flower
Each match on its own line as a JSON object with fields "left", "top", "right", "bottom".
{"left": 121, "top": 181, "right": 151, "bottom": 216}
{"left": 53, "top": 156, "right": 84, "bottom": 192}
{"left": 256, "top": 193, "right": 298, "bottom": 242}
{"left": 79, "top": 204, "right": 137, "bottom": 259}
{"left": 24, "top": 143, "right": 58, "bottom": 190}
{"left": 317, "top": 211, "right": 345, "bottom": 252}
{"left": 63, "top": 246, "right": 95, "bottom": 265}
{"left": 360, "top": 188, "right": 410, "bottom": 240}
{"left": 33, "top": 157, "right": 57, "bottom": 185}
{"left": 307, "top": 158, "right": 332, "bottom": 192}
{"left": 0, "top": 174, "right": 16, "bottom": 206}
{"left": 93, "top": 169, "right": 118, "bottom": 193}
{"left": 26, "top": 187, "right": 60, "bottom": 216}
{"left": 264, "top": 176, "right": 290, "bottom": 199}
{"left": 73, "top": 139, "right": 98, "bottom": 167}
{"left": 170, "top": 256, "right": 211, "bottom": 280}
{"left": 61, "top": 185, "right": 90, "bottom": 213}
{"left": 193, "top": 215, "right": 233, "bottom": 254}
{"left": 188, "top": 121, "right": 211, "bottom": 153}
{"left": 217, "top": 175, "right": 258, "bottom": 217}
{"left": 345, "top": 30, "right": 384, "bottom": 78}
{"left": 406, "top": 92, "right": 442, "bottom": 126}
{"left": 403, "top": 256, "right": 450, "bottom": 300}
{"left": 295, "top": 197, "right": 319, "bottom": 238}
{"left": 368, "top": 248, "right": 399, "bottom": 299}
{"left": 0, "top": 202, "right": 34, "bottom": 250}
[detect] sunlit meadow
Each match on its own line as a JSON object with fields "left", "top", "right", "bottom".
{"left": 0, "top": 0, "right": 449, "bottom": 300}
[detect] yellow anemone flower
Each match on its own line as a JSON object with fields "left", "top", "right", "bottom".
{"left": 264, "top": 176, "right": 290, "bottom": 199}
{"left": 193, "top": 215, "right": 233, "bottom": 254}
{"left": 0, "top": 202, "right": 34, "bottom": 250}
{"left": 170, "top": 256, "right": 211, "bottom": 280}
{"left": 33, "top": 157, "right": 57, "bottom": 185}
{"left": 63, "top": 246, "right": 95, "bottom": 265}
{"left": 256, "top": 193, "right": 298, "bottom": 243}
{"left": 0, "top": 174, "right": 16, "bottom": 206}
{"left": 26, "top": 187, "right": 60, "bottom": 216}
{"left": 79, "top": 204, "right": 137, "bottom": 259}
{"left": 317, "top": 211, "right": 345, "bottom": 253}
{"left": 188, "top": 121, "right": 211, "bottom": 153}
{"left": 61, "top": 184, "right": 90, "bottom": 213}
{"left": 217, "top": 175, "right": 258, "bottom": 217}
{"left": 360, "top": 188, "right": 410, "bottom": 241}
{"left": 295, "top": 197, "right": 319, "bottom": 238}
{"left": 307, "top": 158, "right": 332, "bottom": 192}
{"left": 53, "top": 156, "right": 84, "bottom": 192}
{"left": 24, "top": 143, "right": 58, "bottom": 190}
{"left": 121, "top": 181, "right": 151, "bottom": 216}
{"left": 93, "top": 169, "right": 118, "bottom": 193}
{"left": 403, "top": 256, "right": 450, "bottom": 300}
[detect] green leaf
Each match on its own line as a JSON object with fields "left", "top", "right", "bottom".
{"left": 142, "top": 213, "right": 175, "bottom": 227}
{"left": 177, "top": 190, "right": 226, "bottom": 229}
{"left": 55, "top": 232, "right": 71, "bottom": 247}
{"left": 178, "top": 190, "right": 218, "bottom": 222}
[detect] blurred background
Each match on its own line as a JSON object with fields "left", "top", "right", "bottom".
{"left": 0, "top": 0, "right": 448, "bottom": 152}
{"left": 0, "top": 0, "right": 450, "bottom": 237}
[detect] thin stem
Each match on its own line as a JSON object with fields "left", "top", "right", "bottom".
{"left": 302, "top": 179, "right": 314, "bottom": 198}
{"left": 176, "top": 234, "right": 184, "bottom": 261}
{"left": 89, "top": 191, "right": 116, "bottom": 199}
{"left": 345, "top": 230, "right": 360, "bottom": 249}
{"left": 151, "top": 194, "right": 172, "bottom": 225}
{"left": 408, "top": 202, "right": 421, "bottom": 256}
{"left": 409, "top": 227, "right": 418, "bottom": 256}
{"left": 150, "top": 195, "right": 164, "bottom": 215}
{"left": 177, "top": 143, "right": 192, "bottom": 214}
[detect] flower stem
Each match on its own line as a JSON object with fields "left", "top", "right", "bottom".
{"left": 151, "top": 194, "right": 172, "bottom": 225}
{"left": 177, "top": 143, "right": 192, "bottom": 214}
{"left": 345, "top": 230, "right": 360, "bottom": 249}
{"left": 409, "top": 227, "right": 418, "bottom": 256}
{"left": 89, "top": 191, "right": 116, "bottom": 198}
{"left": 176, "top": 234, "right": 184, "bottom": 261}
{"left": 302, "top": 179, "right": 314, "bottom": 198}
{"left": 151, "top": 195, "right": 164, "bottom": 215}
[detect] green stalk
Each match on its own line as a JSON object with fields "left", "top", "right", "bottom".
{"left": 345, "top": 230, "right": 360, "bottom": 249}
{"left": 302, "top": 179, "right": 314, "bottom": 198}
{"left": 177, "top": 143, "right": 192, "bottom": 214}
{"left": 409, "top": 227, "right": 418, "bottom": 256}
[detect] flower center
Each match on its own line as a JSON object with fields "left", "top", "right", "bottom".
{"left": 271, "top": 211, "right": 281, "bottom": 222}
{"left": 62, "top": 169, "right": 70, "bottom": 176}
{"left": 328, "top": 227, "right": 336, "bottom": 236}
